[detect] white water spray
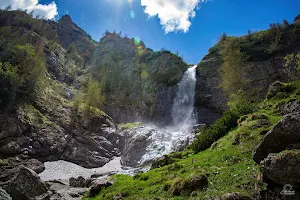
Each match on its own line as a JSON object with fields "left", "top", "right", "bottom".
{"left": 171, "top": 65, "right": 197, "bottom": 131}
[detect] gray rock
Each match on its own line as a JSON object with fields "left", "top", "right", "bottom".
{"left": 279, "top": 99, "right": 300, "bottom": 115}
{"left": 69, "top": 176, "right": 86, "bottom": 188}
{"left": 253, "top": 112, "right": 300, "bottom": 163}
{"left": 88, "top": 177, "right": 114, "bottom": 197}
{"left": 5, "top": 167, "right": 48, "bottom": 200}
{"left": 47, "top": 180, "right": 88, "bottom": 200}
{"left": 0, "top": 141, "right": 21, "bottom": 155}
{"left": 151, "top": 155, "right": 175, "bottom": 169}
{"left": 0, "top": 188, "right": 12, "bottom": 200}
{"left": 24, "top": 159, "right": 45, "bottom": 174}
{"left": 261, "top": 150, "right": 300, "bottom": 187}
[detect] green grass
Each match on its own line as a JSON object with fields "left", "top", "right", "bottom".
{"left": 84, "top": 81, "right": 300, "bottom": 200}
{"left": 118, "top": 122, "right": 142, "bottom": 130}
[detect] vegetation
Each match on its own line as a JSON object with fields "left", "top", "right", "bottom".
{"left": 118, "top": 122, "right": 142, "bottom": 130}
{"left": 85, "top": 80, "right": 300, "bottom": 200}
{"left": 284, "top": 52, "right": 300, "bottom": 80}
{"left": 191, "top": 94, "right": 255, "bottom": 153}
{"left": 0, "top": 26, "right": 46, "bottom": 109}
{"left": 219, "top": 37, "right": 249, "bottom": 97}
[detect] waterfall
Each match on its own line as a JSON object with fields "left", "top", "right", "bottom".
{"left": 39, "top": 66, "right": 199, "bottom": 177}
{"left": 171, "top": 65, "right": 197, "bottom": 131}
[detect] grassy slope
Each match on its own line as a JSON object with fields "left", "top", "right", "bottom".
{"left": 84, "top": 82, "right": 300, "bottom": 200}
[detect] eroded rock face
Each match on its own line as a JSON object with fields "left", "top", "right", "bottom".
{"left": 261, "top": 150, "right": 300, "bottom": 187}
{"left": 0, "top": 109, "right": 121, "bottom": 169}
{"left": 253, "top": 112, "right": 300, "bottom": 163}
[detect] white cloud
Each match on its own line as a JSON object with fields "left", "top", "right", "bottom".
{"left": 0, "top": 0, "right": 58, "bottom": 19}
{"left": 141, "top": 0, "right": 205, "bottom": 34}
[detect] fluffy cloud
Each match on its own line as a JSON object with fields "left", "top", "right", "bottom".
{"left": 0, "top": 0, "right": 58, "bottom": 19}
{"left": 141, "top": 0, "right": 205, "bottom": 34}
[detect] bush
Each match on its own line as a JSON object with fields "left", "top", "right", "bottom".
{"left": 191, "top": 96, "right": 254, "bottom": 153}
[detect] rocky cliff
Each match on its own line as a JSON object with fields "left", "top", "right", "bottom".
{"left": 195, "top": 17, "right": 300, "bottom": 123}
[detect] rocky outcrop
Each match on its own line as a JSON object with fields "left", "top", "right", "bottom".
{"left": 261, "top": 150, "right": 300, "bottom": 187}
{"left": 47, "top": 180, "right": 88, "bottom": 200}
{"left": 253, "top": 112, "right": 300, "bottom": 163}
{"left": 152, "top": 86, "right": 177, "bottom": 126}
{"left": 3, "top": 167, "right": 48, "bottom": 200}
{"left": 88, "top": 176, "right": 114, "bottom": 197}
{"left": 0, "top": 107, "right": 121, "bottom": 168}
{"left": 69, "top": 176, "right": 86, "bottom": 188}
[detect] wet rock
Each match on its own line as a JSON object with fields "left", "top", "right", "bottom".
{"left": 24, "top": 159, "right": 45, "bottom": 174}
{"left": 5, "top": 167, "right": 48, "bottom": 200}
{"left": 88, "top": 177, "right": 114, "bottom": 197}
{"left": 217, "top": 192, "right": 252, "bottom": 200}
{"left": 261, "top": 150, "right": 300, "bottom": 187}
{"left": 0, "top": 188, "right": 12, "bottom": 200}
{"left": 69, "top": 176, "right": 86, "bottom": 188}
{"left": 253, "top": 112, "right": 300, "bottom": 163}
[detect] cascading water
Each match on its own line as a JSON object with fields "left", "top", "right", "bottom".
{"left": 171, "top": 65, "right": 198, "bottom": 131}
{"left": 136, "top": 65, "right": 198, "bottom": 166}
{"left": 39, "top": 66, "right": 199, "bottom": 181}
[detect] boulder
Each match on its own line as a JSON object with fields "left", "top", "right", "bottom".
{"left": 253, "top": 112, "right": 300, "bottom": 163}
{"left": 170, "top": 174, "right": 208, "bottom": 196}
{"left": 151, "top": 155, "right": 175, "bottom": 169}
{"left": 88, "top": 177, "right": 114, "bottom": 197}
{"left": 217, "top": 192, "right": 252, "bottom": 200}
{"left": 69, "top": 176, "right": 86, "bottom": 188}
{"left": 261, "top": 150, "right": 300, "bottom": 187}
{"left": 47, "top": 180, "right": 88, "bottom": 200}
{"left": 0, "top": 188, "right": 12, "bottom": 200}
{"left": 5, "top": 167, "right": 48, "bottom": 200}
{"left": 24, "top": 159, "right": 45, "bottom": 174}
{"left": 266, "top": 81, "right": 285, "bottom": 99}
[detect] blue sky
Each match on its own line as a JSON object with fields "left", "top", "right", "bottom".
{"left": 2, "top": 0, "right": 299, "bottom": 64}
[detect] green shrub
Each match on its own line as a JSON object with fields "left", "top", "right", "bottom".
{"left": 191, "top": 96, "right": 254, "bottom": 153}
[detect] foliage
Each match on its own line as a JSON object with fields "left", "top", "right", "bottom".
{"left": 283, "top": 52, "right": 300, "bottom": 80}
{"left": 0, "top": 30, "right": 46, "bottom": 109}
{"left": 118, "top": 122, "right": 142, "bottom": 130}
{"left": 191, "top": 94, "right": 255, "bottom": 153}
{"left": 0, "top": 62, "right": 18, "bottom": 108}
{"left": 219, "top": 37, "right": 249, "bottom": 97}
{"left": 83, "top": 81, "right": 300, "bottom": 200}
{"left": 82, "top": 80, "right": 106, "bottom": 118}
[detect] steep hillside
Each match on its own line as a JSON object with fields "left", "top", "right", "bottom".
{"left": 195, "top": 15, "right": 300, "bottom": 125}
{"left": 0, "top": 9, "right": 189, "bottom": 169}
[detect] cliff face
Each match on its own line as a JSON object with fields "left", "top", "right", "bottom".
{"left": 90, "top": 32, "right": 188, "bottom": 125}
{"left": 195, "top": 18, "right": 300, "bottom": 122}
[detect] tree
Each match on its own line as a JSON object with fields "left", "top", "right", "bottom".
{"left": 0, "top": 62, "right": 18, "bottom": 109}
{"left": 83, "top": 80, "right": 106, "bottom": 117}
{"left": 219, "top": 37, "right": 248, "bottom": 97}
